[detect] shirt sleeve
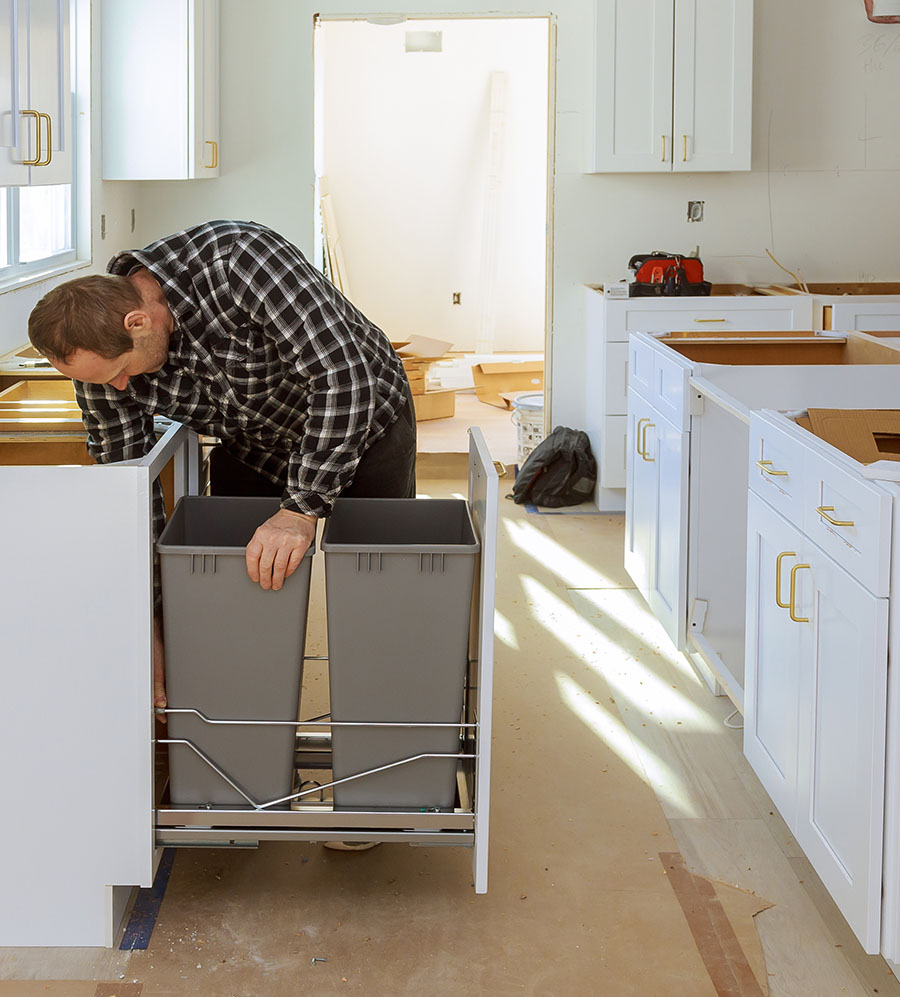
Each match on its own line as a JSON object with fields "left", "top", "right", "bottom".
{"left": 74, "top": 380, "right": 167, "bottom": 610}
{"left": 226, "top": 232, "right": 378, "bottom": 518}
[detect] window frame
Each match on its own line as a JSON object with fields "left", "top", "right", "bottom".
{"left": 0, "top": 183, "right": 79, "bottom": 285}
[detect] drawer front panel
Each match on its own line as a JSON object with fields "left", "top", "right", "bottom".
{"left": 623, "top": 305, "right": 805, "bottom": 333}
{"left": 749, "top": 417, "right": 807, "bottom": 527}
{"left": 801, "top": 452, "right": 891, "bottom": 595}
{"left": 605, "top": 342, "right": 628, "bottom": 415}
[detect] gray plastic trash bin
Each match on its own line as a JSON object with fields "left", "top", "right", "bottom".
{"left": 321, "top": 497, "right": 480, "bottom": 810}
{"left": 157, "top": 496, "right": 314, "bottom": 807}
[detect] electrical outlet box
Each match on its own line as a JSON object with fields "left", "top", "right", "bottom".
{"left": 687, "top": 201, "right": 704, "bottom": 223}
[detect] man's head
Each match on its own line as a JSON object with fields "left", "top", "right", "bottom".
{"left": 28, "top": 273, "right": 172, "bottom": 390}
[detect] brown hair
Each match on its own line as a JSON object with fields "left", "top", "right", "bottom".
{"left": 28, "top": 274, "right": 143, "bottom": 363}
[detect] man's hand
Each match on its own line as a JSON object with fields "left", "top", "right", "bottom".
{"left": 246, "top": 508, "right": 317, "bottom": 591}
{"left": 153, "top": 614, "right": 167, "bottom": 724}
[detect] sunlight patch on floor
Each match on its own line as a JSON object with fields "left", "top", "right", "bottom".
{"left": 555, "top": 671, "right": 699, "bottom": 817}
{"left": 503, "top": 517, "right": 624, "bottom": 589}
{"left": 521, "top": 575, "right": 712, "bottom": 731}
{"left": 494, "top": 609, "right": 519, "bottom": 650}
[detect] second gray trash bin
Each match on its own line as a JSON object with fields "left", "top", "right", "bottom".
{"left": 321, "top": 497, "right": 480, "bottom": 810}
{"left": 157, "top": 496, "right": 314, "bottom": 807}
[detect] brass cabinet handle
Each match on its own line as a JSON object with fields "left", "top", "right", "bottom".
{"left": 20, "top": 110, "right": 41, "bottom": 165}
{"left": 756, "top": 459, "right": 788, "bottom": 477}
{"left": 789, "top": 563, "right": 811, "bottom": 623}
{"left": 775, "top": 551, "right": 796, "bottom": 609}
{"left": 636, "top": 418, "right": 649, "bottom": 458}
{"left": 36, "top": 113, "right": 51, "bottom": 166}
{"left": 205, "top": 139, "right": 218, "bottom": 169}
{"left": 693, "top": 317, "right": 727, "bottom": 323}
{"left": 661, "top": 135, "right": 667, "bottom": 162}
{"left": 816, "top": 505, "right": 854, "bottom": 527}
{"left": 640, "top": 420, "right": 655, "bottom": 462}
{"left": 683, "top": 134, "right": 688, "bottom": 162}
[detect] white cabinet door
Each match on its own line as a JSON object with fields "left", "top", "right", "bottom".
{"left": 625, "top": 388, "right": 689, "bottom": 648}
{"left": 794, "top": 546, "right": 888, "bottom": 955}
{"left": 672, "top": 0, "right": 752, "bottom": 171}
{"left": 591, "top": 0, "right": 674, "bottom": 172}
{"left": 24, "top": 0, "right": 72, "bottom": 185}
{"left": 625, "top": 389, "right": 657, "bottom": 597}
{"left": 190, "top": 0, "right": 219, "bottom": 176}
{"left": 102, "top": 0, "right": 220, "bottom": 180}
{"left": 0, "top": 1, "right": 29, "bottom": 185}
{"left": 0, "top": 0, "right": 71, "bottom": 186}
{"left": 744, "top": 492, "right": 806, "bottom": 828}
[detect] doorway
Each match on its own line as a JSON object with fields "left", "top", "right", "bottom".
{"left": 314, "top": 15, "right": 552, "bottom": 465}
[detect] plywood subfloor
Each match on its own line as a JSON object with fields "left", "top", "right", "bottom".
{"left": 2, "top": 472, "right": 898, "bottom": 995}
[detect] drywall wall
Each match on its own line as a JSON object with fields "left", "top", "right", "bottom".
{"left": 316, "top": 18, "right": 548, "bottom": 353}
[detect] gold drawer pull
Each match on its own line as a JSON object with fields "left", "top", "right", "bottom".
{"left": 683, "top": 134, "right": 688, "bottom": 162}
{"left": 775, "top": 551, "right": 796, "bottom": 609}
{"left": 37, "top": 112, "right": 52, "bottom": 166}
{"left": 661, "top": 135, "right": 667, "bottom": 162}
{"left": 816, "top": 506, "right": 854, "bottom": 528}
{"left": 20, "top": 109, "right": 41, "bottom": 165}
{"left": 789, "top": 563, "right": 811, "bottom": 623}
{"left": 205, "top": 139, "right": 218, "bottom": 168}
{"left": 756, "top": 460, "right": 788, "bottom": 477}
{"left": 640, "top": 420, "right": 655, "bottom": 462}
{"left": 693, "top": 318, "right": 726, "bottom": 323}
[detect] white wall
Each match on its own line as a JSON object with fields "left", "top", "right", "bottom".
{"left": 5, "top": 0, "right": 899, "bottom": 432}
{"left": 317, "top": 18, "right": 548, "bottom": 353}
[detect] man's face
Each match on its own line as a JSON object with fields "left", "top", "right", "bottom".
{"left": 50, "top": 345, "right": 166, "bottom": 390}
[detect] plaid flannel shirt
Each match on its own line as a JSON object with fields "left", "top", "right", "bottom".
{"left": 76, "top": 222, "right": 408, "bottom": 607}
{"left": 75, "top": 220, "right": 408, "bottom": 544}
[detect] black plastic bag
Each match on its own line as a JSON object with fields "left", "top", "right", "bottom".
{"left": 511, "top": 426, "right": 596, "bottom": 508}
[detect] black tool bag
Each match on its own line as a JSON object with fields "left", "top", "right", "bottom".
{"left": 628, "top": 251, "right": 712, "bottom": 297}
{"left": 512, "top": 427, "right": 597, "bottom": 508}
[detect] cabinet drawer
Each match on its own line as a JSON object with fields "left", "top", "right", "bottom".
{"left": 622, "top": 304, "right": 807, "bottom": 333}
{"left": 605, "top": 342, "right": 628, "bottom": 415}
{"left": 800, "top": 451, "right": 892, "bottom": 596}
{"left": 601, "top": 415, "right": 627, "bottom": 489}
{"left": 749, "top": 416, "right": 807, "bottom": 527}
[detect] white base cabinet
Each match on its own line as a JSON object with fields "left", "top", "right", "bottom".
{"left": 745, "top": 413, "right": 894, "bottom": 955}
{"left": 584, "top": 285, "right": 814, "bottom": 511}
{"left": 624, "top": 329, "right": 900, "bottom": 713}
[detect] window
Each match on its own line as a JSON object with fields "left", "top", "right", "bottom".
{"left": 0, "top": 185, "right": 75, "bottom": 280}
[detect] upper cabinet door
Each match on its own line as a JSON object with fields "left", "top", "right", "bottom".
{"left": 190, "top": 0, "right": 219, "bottom": 177}
{"left": 25, "top": 0, "right": 72, "bottom": 186}
{"left": 672, "top": 0, "right": 753, "bottom": 171}
{"left": 0, "top": 0, "right": 71, "bottom": 187}
{"left": 102, "top": 0, "right": 220, "bottom": 180}
{"left": 591, "top": 0, "right": 674, "bottom": 172}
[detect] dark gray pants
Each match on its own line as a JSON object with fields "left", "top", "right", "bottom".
{"left": 209, "top": 387, "right": 417, "bottom": 502}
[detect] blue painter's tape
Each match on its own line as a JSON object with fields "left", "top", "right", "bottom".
{"left": 119, "top": 847, "right": 176, "bottom": 950}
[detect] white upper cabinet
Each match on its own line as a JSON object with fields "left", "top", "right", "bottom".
{"left": 0, "top": 0, "right": 72, "bottom": 187}
{"left": 591, "top": 0, "right": 753, "bottom": 172}
{"left": 102, "top": 0, "right": 220, "bottom": 180}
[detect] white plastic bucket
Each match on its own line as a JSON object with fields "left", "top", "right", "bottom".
{"left": 511, "top": 392, "right": 544, "bottom": 464}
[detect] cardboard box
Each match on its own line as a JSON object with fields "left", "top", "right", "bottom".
{"left": 471, "top": 361, "right": 544, "bottom": 409}
{"left": 413, "top": 389, "right": 456, "bottom": 422}
{"left": 806, "top": 408, "right": 900, "bottom": 464}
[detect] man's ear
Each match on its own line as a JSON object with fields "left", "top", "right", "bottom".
{"left": 123, "top": 309, "right": 149, "bottom": 335}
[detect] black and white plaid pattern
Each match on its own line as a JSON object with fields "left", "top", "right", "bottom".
{"left": 75, "top": 220, "right": 408, "bottom": 531}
